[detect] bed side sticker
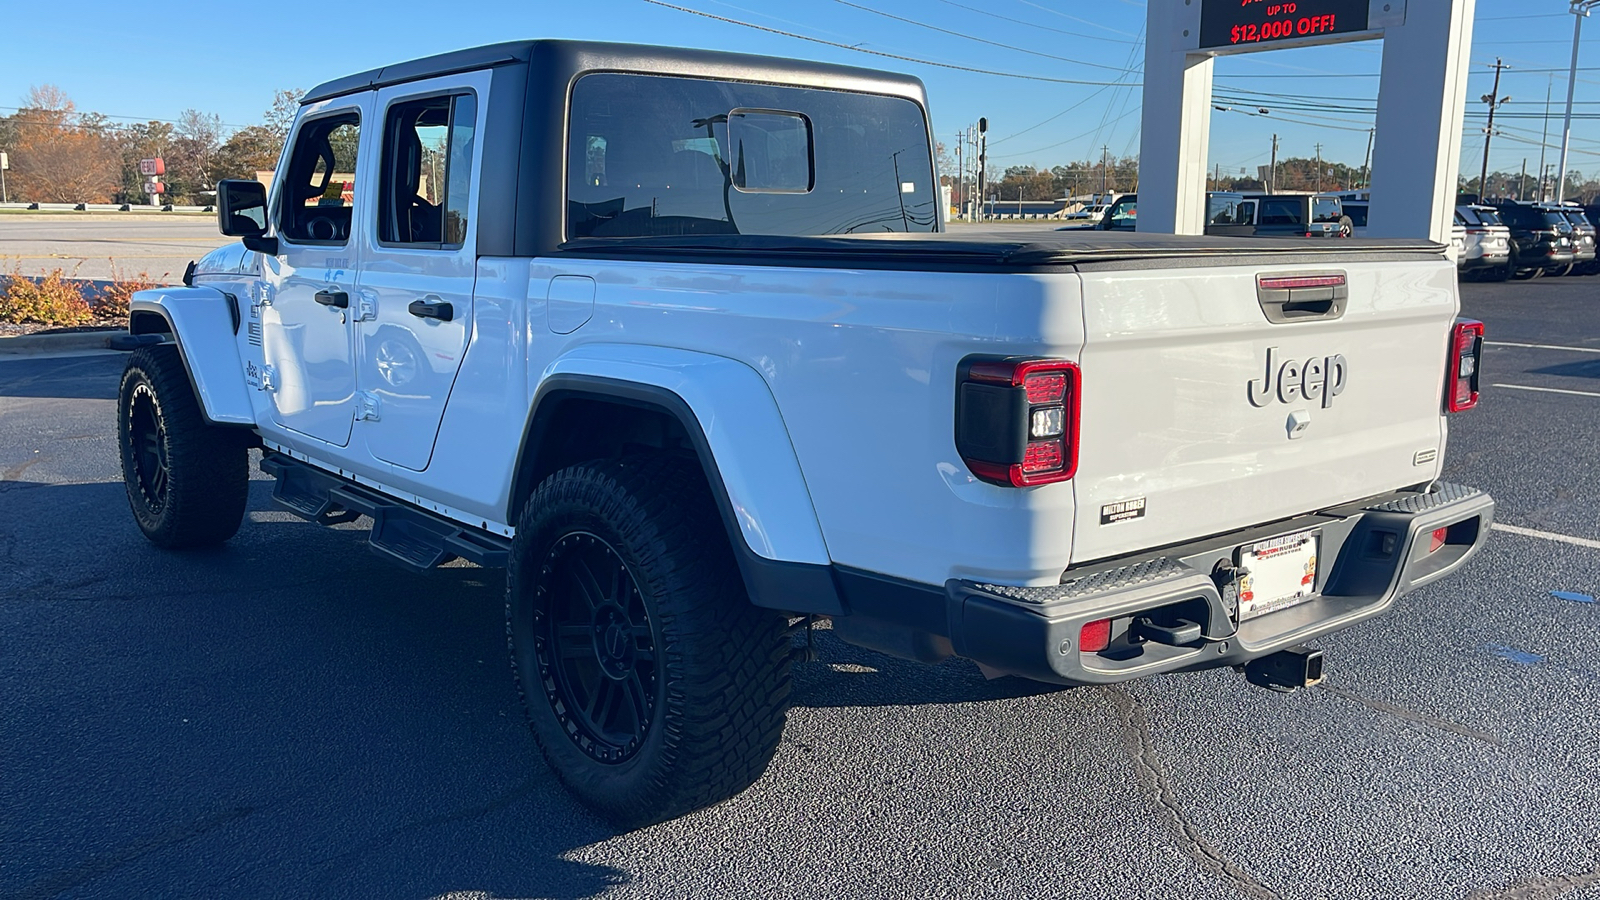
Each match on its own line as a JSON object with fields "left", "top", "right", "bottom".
{"left": 1101, "top": 497, "right": 1147, "bottom": 525}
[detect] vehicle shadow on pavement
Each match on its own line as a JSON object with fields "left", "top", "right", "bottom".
{"left": 1, "top": 479, "right": 633, "bottom": 900}
{"left": 0, "top": 353, "right": 121, "bottom": 401}
{"left": 791, "top": 628, "right": 1067, "bottom": 708}
{"left": 3, "top": 477, "right": 1067, "bottom": 898}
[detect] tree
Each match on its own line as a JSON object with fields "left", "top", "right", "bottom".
{"left": 214, "top": 125, "right": 282, "bottom": 183}
{"left": 264, "top": 88, "right": 305, "bottom": 145}
{"left": 6, "top": 85, "right": 119, "bottom": 203}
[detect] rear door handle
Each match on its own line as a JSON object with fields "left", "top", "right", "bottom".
{"left": 408, "top": 296, "right": 454, "bottom": 322}
{"left": 314, "top": 290, "right": 349, "bottom": 309}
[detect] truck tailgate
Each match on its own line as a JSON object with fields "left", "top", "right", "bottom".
{"left": 1070, "top": 258, "right": 1456, "bottom": 564}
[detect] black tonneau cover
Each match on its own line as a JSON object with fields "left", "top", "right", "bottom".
{"left": 556, "top": 230, "right": 1446, "bottom": 272}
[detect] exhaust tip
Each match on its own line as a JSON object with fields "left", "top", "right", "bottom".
{"left": 1244, "top": 645, "right": 1325, "bottom": 692}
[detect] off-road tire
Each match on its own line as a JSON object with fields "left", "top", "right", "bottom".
{"left": 506, "top": 455, "right": 792, "bottom": 828}
{"left": 118, "top": 344, "right": 249, "bottom": 549}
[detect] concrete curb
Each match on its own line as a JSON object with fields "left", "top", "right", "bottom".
{"left": 0, "top": 330, "right": 124, "bottom": 355}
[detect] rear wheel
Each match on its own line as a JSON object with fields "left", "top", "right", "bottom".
{"left": 117, "top": 344, "right": 249, "bottom": 548}
{"left": 506, "top": 456, "right": 792, "bottom": 828}
{"left": 1555, "top": 263, "right": 1576, "bottom": 277}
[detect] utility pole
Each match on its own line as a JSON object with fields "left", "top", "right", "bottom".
{"left": 1315, "top": 143, "right": 1324, "bottom": 193}
{"left": 1269, "top": 134, "right": 1279, "bottom": 194}
{"left": 955, "top": 131, "right": 965, "bottom": 222}
{"left": 1101, "top": 145, "right": 1110, "bottom": 197}
{"left": 1480, "top": 58, "right": 1510, "bottom": 203}
{"left": 1362, "top": 129, "right": 1374, "bottom": 190}
{"left": 1558, "top": 2, "right": 1598, "bottom": 203}
{"left": 1520, "top": 158, "right": 1528, "bottom": 201}
{"left": 1539, "top": 75, "right": 1552, "bottom": 203}
{"left": 977, "top": 118, "right": 988, "bottom": 221}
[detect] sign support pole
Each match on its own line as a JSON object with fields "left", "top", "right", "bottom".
{"left": 1137, "top": 0, "right": 1212, "bottom": 235}
{"left": 1366, "top": 1, "right": 1476, "bottom": 241}
{"left": 1138, "top": 0, "right": 1475, "bottom": 243}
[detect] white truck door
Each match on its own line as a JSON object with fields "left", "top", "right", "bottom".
{"left": 354, "top": 74, "right": 486, "bottom": 471}
{"left": 260, "top": 94, "right": 374, "bottom": 447}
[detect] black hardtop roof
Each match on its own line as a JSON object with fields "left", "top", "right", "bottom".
{"left": 302, "top": 39, "right": 928, "bottom": 105}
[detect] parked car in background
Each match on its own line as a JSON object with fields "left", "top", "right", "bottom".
{"left": 1209, "top": 193, "right": 1352, "bottom": 238}
{"left": 1456, "top": 205, "right": 1511, "bottom": 281}
{"left": 1554, "top": 205, "right": 1597, "bottom": 275}
{"left": 1335, "top": 192, "right": 1370, "bottom": 238}
{"left": 1076, "top": 192, "right": 1351, "bottom": 238}
{"left": 1489, "top": 201, "right": 1575, "bottom": 280}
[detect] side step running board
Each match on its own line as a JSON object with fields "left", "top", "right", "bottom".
{"left": 259, "top": 452, "right": 510, "bottom": 571}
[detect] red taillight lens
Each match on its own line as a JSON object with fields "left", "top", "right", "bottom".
{"left": 1446, "top": 319, "right": 1484, "bottom": 413}
{"left": 1022, "top": 439, "right": 1064, "bottom": 474}
{"left": 1024, "top": 372, "right": 1067, "bottom": 403}
{"left": 1080, "top": 619, "right": 1112, "bottom": 653}
{"left": 1430, "top": 527, "right": 1449, "bottom": 553}
{"left": 956, "top": 357, "right": 1080, "bottom": 487}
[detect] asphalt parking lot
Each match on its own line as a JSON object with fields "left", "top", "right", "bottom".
{"left": 0, "top": 214, "right": 228, "bottom": 282}
{"left": 2, "top": 275, "right": 1598, "bottom": 900}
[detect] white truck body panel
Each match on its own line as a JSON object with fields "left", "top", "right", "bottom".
{"left": 1070, "top": 259, "right": 1456, "bottom": 563}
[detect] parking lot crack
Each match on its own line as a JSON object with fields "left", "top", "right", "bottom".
{"left": 1466, "top": 865, "right": 1600, "bottom": 900}
{"left": 13, "top": 806, "right": 253, "bottom": 900}
{"left": 1318, "top": 685, "right": 1505, "bottom": 747}
{"left": 1109, "top": 687, "right": 1281, "bottom": 900}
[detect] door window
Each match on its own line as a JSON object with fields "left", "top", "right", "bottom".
{"left": 279, "top": 113, "right": 361, "bottom": 244}
{"left": 379, "top": 93, "right": 478, "bottom": 247}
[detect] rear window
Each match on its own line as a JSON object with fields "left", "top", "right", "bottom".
{"left": 1543, "top": 211, "right": 1572, "bottom": 229}
{"left": 1311, "top": 197, "right": 1342, "bottom": 223}
{"left": 566, "top": 73, "right": 937, "bottom": 238}
{"left": 1258, "top": 198, "right": 1304, "bottom": 226}
{"left": 1474, "top": 208, "right": 1503, "bottom": 227}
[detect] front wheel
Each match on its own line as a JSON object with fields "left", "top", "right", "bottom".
{"left": 118, "top": 344, "right": 249, "bottom": 548}
{"left": 506, "top": 456, "right": 792, "bottom": 828}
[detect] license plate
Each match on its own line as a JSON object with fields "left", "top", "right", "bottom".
{"left": 1237, "top": 529, "right": 1319, "bottom": 621}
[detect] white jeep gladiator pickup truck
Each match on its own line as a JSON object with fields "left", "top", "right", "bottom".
{"left": 115, "top": 40, "right": 1495, "bottom": 826}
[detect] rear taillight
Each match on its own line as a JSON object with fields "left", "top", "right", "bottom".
{"left": 957, "top": 357, "right": 1081, "bottom": 487}
{"left": 1079, "top": 619, "right": 1112, "bottom": 653}
{"left": 1446, "top": 319, "right": 1484, "bottom": 413}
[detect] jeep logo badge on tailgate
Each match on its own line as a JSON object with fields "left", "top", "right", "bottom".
{"left": 1248, "top": 347, "right": 1348, "bottom": 408}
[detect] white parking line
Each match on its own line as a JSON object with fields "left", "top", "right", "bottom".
{"left": 1491, "top": 383, "right": 1600, "bottom": 399}
{"left": 1493, "top": 523, "right": 1600, "bottom": 550}
{"left": 1484, "top": 341, "right": 1600, "bottom": 354}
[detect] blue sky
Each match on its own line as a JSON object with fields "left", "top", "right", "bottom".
{"left": 2, "top": 0, "right": 1596, "bottom": 181}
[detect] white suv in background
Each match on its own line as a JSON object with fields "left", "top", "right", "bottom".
{"left": 1456, "top": 204, "right": 1512, "bottom": 281}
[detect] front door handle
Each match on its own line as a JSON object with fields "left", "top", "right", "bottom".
{"left": 408, "top": 297, "right": 454, "bottom": 322}
{"left": 314, "top": 289, "right": 349, "bottom": 309}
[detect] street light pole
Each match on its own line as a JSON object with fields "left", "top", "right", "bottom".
{"left": 1557, "top": 1, "right": 1598, "bottom": 203}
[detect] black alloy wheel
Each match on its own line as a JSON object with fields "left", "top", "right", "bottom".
{"left": 535, "top": 531, "right": 658, "bottom": 764}
{"left": 126, "top": 383, "right": 170, "bottom": 514}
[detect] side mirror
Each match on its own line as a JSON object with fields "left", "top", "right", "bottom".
{"left": 216, "top": 179, "right": 278, "bottom": 254}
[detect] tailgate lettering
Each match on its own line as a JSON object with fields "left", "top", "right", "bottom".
{"left": 1249, "top": 347, "right": 1348, "bottom": 409}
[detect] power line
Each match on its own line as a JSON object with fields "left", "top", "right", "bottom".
{"left": 830, "top": 0, "right": 1139, "bottom": 74}
{"left": 637, "top": 0, "right": 1137, "bottom": 86}
{"left": 930, "top": 0, "right": 1139, "bottom": 44}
